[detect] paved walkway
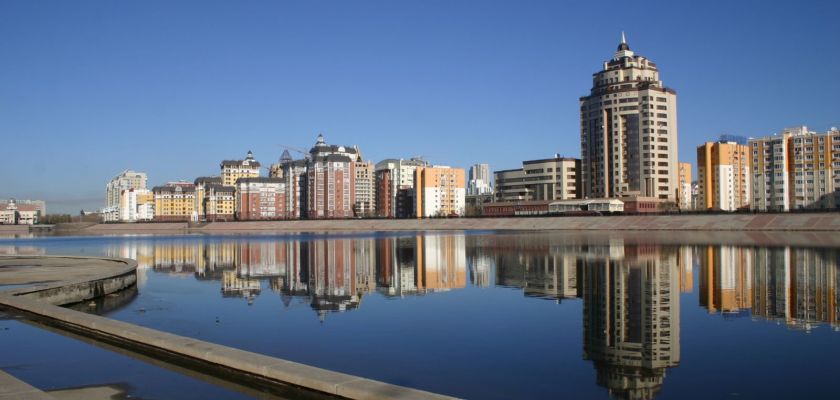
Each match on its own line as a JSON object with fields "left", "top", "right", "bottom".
{"left": 0, "top": 371, "right": 54, "bottom": 400}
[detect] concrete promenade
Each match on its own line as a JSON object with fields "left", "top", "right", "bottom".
{"left": 51, "top": 212, "right": 840, "bottom": 235}
{"left": 0, "top": 256, "right": 457, "bottom": 400}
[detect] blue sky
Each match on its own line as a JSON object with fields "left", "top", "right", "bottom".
{"left": 2, "top": 0, "right": 838, "bottom": 213}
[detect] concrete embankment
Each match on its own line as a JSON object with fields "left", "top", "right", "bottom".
{"left": 63, "top": 212, "right": 840, "bottom": 234}
{"left": 0, "top": 256, "right": 457, "bottom": 400}
{"left": 0, "top": 225, "right": 29, "bottom": 235}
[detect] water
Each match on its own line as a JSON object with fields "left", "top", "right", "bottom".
{"left": 1, "top": 231, "right": 839, "bottom": 399}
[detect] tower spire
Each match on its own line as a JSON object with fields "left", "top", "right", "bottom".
{"left": 614, "top": 31, "right": 632, "bottom": 58}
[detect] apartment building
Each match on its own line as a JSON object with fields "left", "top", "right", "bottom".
{"left": 677, "top": 162, "right": 692, "bottom": 209}
{"left": 153, "top": 182, "right": 197, "bottom": 222}
{"left": 354, "top": 160, "right": 376, "bottom": 217}
{"left": 468, "top": 163, "right": 493, "bottom": 196}
{"left": 414, "top": 166, "right": 466, "bottom": 218}
{"left": 580, "top": 34, "right": 679, "bottom": 200}
{"left": 104, "top": 170, "right": 147, "bottom": 222}
{"left": 697, "top": 141, "right": 751, "bottom": 211}
{"left": 306, "top": 135, "right": 356, "bottom": 219}
{"left": 750, "top": 126, "right": 840, "bottom": 211}
{"left": 220, "top": 151, "right": 261, "bottom": 186}
{"left": 235, "top": 177, "right": 286, "bottom": 220}
{"left": 375, "top": 158, "right": 429, "bottom": 218}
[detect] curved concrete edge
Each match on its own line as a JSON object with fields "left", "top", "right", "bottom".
{"left": 2, "top": 256, "right": 138, "bottom": 306}
{"left": 0, "top": 256, "right": 459, "bottom": 400}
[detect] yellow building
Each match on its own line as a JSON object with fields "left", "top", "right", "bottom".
{"left": 220, "top": 150, "right": 261, "bottom": 186}
{"left": 204, "top": 185, "right": 236, "bottom": 221}
{"left": 677, "top": 162, "right": 692, "bottom": 210}
{"left": 153, "top": 182, "right": 197, "bottom": 222}
{"left": 697, "top": 141, "right": 751, "bottom": 211}
{"left": 414, "top": 166, "right": 466, "bottom": 218}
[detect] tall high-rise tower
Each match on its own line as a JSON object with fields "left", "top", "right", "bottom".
{"left": 580, "top": 33, "right": 679, "bottom": 200}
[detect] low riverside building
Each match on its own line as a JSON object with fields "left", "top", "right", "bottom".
{"left": 549, "top": 199, "right": 624, "bottom": 213}
{"left": 620, "top": 195, "right": 664, "bottom": 213}
{"left": 750, "top": 126, "right": 840, "bottom": 211}
{"left": 220, "top": 151, "right": 261, "bottom": 186}
{"left": 482, "top": 200, "right": 551, "bottom": 217}
{"left": 153, "top": 182, "right": 197, "bottom": 222}
{"left": 235, "top": 177, "right": 287, "bottom": 220}
{"left": 414, "top": 166, "right": 466, "bottom": 218}
{"left": 0, "top": 199, "right": 44, "bottom": 225}
{"left": 494, "top": 156, "right": 581, "bottom": 202}
{"left": 697, "top": 141, "right": 751, "bottom": 211}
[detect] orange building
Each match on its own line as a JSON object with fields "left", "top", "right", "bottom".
{"left": 697, "top": 141, "right": 751, "bottom": 210}
{"left": 414, "top": 166, "right": 466, "bottom": 218}
{"left": 677, "top": 162, "right": 692, "bottom": 210}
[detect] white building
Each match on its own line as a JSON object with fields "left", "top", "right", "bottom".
{"left": 105, "top": 170, "right": 148, "bottom": 222}
{"left": 750, "top": 126, "right": 840, "bottom": 211}
{"left": 468, "top": 163, "right": 493, "bottom": 195}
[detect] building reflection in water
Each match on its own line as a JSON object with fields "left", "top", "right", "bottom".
{"left": 90, "top": 234, "right": 840, "bottom": 398}
{"left": 110, "top": 235, "right": 466, "bottom": 321}
{"left": 699, "top": 245, "right": 839, "bottom": 332}
{"left": 579, "top": 243, "right": 681, "bottom": 400}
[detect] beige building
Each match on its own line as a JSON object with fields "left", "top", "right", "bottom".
{"left": 580, "top": 34, "right": 679, "bottom": 201}
{"left": 0, "top": 199, "right": 43, "bottom": 225}
{"left": 354, "top": 160, "right": 376, "bottom": 217}
{"left": 750, "top": 126, "right": 840, "bottom": 211}
{"left": 414, "top": 166, "right": 466, "bottom": 218}
{"left": 677, "top": 162, "right": 692, "bottom": 210}
{"left": 203, "top": 184, "right": 236, "bottom": 221}
{"left": 494, "top": 156, "right": 580, "bottom": 202}
{"left": 697, "top": 141, "right": 751, "bottom": 211}
{"left": 220, "top": 151, "right": 261, "bottom": 186}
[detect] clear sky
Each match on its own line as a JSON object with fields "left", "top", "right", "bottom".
{"left": 2, "top": 0, "right": 838, "bottom": 213}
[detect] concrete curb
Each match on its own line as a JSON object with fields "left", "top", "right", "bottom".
{"left": 0, "top": 256, "right": 458, "bottom": 400}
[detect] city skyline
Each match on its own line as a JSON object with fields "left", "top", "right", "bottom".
{"left": 2, "top": 1, "right": 839, "bottom": 213}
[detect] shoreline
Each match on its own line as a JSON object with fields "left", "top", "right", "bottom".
{"left": 36, "top": 212, "right": 840, "bottom": 234}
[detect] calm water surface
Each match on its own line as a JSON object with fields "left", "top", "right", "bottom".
{"left": 2, "top": 231, "right": 839, "bottom": 399}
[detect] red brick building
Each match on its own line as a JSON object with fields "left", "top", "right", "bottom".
{"left": 235, "top": 177, "right": 287, "bottom": 220}
{"left": 307, "top": 155, "right": 355, "bottom": 219}
{"left": 375, "top": 169, "right": 394, "bottom": 218}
